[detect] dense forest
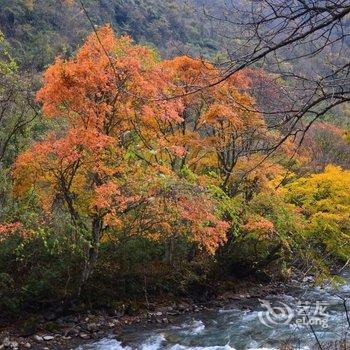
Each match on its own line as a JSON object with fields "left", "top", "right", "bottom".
{"left": 0, "top": 0, "right": 349, "bottom": 332}
{"left": 0, "top": 0, "right": 221, "bottom": 70}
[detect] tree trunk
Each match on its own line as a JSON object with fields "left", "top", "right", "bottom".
{"left": 164, "top": 238, "right": 175, "bottom": 265}
{"left": 77, "top": 217, "right": 103, "bottom": 296}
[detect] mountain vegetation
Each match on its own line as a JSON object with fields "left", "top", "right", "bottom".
{"left": 0, "top": 0, "right": 349, "bottom": 323}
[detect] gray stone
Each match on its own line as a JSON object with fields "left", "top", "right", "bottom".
{"left": 24, "top": 343, "right": 31, "bottom": 349}
{"left": 79, "top": 333, "right": 90, "bottom": 340}
{"left": 156, "top": 306, "right": 173, "bottom": 313}
{"left": 42, "top": 336, "right": 54, "bottom": 341}
{"left": 33, "top": 335, "right": 43, "bottom": 342}
{"left": 302, "top": 276, "right": 314, "bottom": 283}
{"left": 9, "top": 341, "right": 18, "bottom": 349}
{"left": 177, "top": 302, "right": 190, "bottom": 311}
{"left": 2, "top": 338, "right": 10, "bottom": 348}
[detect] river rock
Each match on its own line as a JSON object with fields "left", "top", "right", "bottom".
{"left": 238, "top": 293, "right": 251, "bottom": 299}
{"left": 24, "top": 343, "right": 31, "bottom": 348}
{"left": 9, "top": 341, "right": 18, "bottom": 349}
{"left": 33, "top": 335, "right": 43, "bottom": 342}
{"left": 168, "top": 311, "right": 180, "bottom": 316}
{"left": 66, "top": 326, "right": 80, "bottom": 336}
{"left": 42, "top": 335, "right": 54, "bottom": 341}
{"left": 79, "top": 333, "right": 90, "bottom": 340}
{"left": 302, "top": 276, "right": 314, "bottom": 283}
{"left": 155, "top": 306, "right": 173, "bottom": 313}
{"left": 193, "top": 305, "right": 200, "bottom": 312}
{"left": 218, "top": 291, "right": 240, "bottom": 300}
{"left": 2, "top": 338, "right": 10, "bottom": 347}
{"left": 177, "top": 302, "right": 190, "bottom": 311}
{"left": 242, "top": 304, "right": 252, "bottom": 312}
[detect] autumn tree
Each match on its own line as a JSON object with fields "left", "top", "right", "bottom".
{"left": 13, "top": 26, "right": 231, "bottom": 292}
{"left": 132, "top": 55, "right": 282, "bottom": 196}
{"left": 301, "top": 122, "right": 350, "bottom": 171}
{"left": 282, "top": 165, "right": 350, "bottom": 271}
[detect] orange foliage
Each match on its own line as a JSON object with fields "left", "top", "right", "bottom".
{"left": 0, "top": 222, "right": 22, "bottom": 235}
{"left": 13, "top": 25, "right": 289, "bottom": 257}
{"left": 243, "top": 216, "right": 275, "bottom": 238}
{"left": 0, "top": 222, "right": 30, "bottom": 241}
{"left": 36, "top": 26, "right": 181, "bottom": 136}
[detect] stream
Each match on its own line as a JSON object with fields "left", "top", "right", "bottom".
{"left": 77, "top": 275, "right": 350, "bottom": 350}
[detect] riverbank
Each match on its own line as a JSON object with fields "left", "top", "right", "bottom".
{"left": 0, "top": 279, "right": 288, "bottom": 350}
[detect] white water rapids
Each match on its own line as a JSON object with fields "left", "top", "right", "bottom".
{"left": 77, "top": 275, "right": 350, "bottom": 349}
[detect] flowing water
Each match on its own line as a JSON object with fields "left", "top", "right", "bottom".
{"left": 77, "top": 276, "right": 350, "bottom": 350}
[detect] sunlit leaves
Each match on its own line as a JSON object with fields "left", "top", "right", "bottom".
{"left": 282, "top": 165, "right": 350, "bottom": 261}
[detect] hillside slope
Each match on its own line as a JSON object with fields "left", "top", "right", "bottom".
{"left": 0, "top": 0, "right": 220, "bottom": 70}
